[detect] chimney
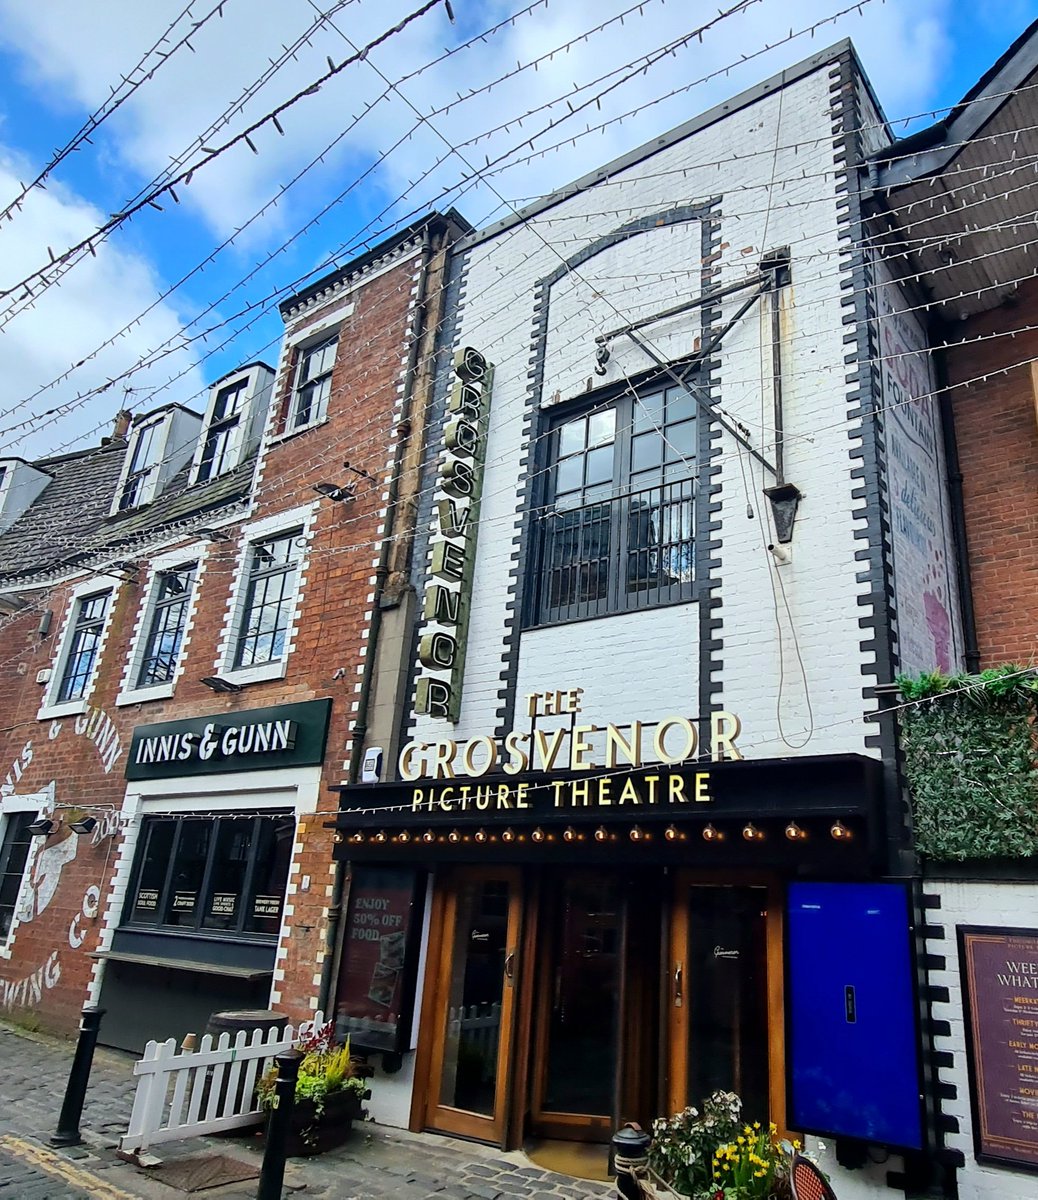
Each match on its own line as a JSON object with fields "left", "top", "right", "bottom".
{"left": 110, "top": 410, "right": 132, "bottom": 441}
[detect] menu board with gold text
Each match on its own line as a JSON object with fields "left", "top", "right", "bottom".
{"left": 961, "top": 927, "right": 1038, "bottom": 1172}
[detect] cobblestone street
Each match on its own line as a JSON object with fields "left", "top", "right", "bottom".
{"left": 0, "top": 1022, "right": 615, "bottom": 1199}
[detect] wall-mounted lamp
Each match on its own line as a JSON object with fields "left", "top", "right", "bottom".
{"left": 312, "top": 481, "right": 355, "bottom": 503}
{"left": 200, "top": 676, "right": 243, "bottom": 693}
{"left": 27, "top": 818, "right": 55, "bottom": 837}
{"left": 69, "top": 816, "right": 98, "bottom": 836}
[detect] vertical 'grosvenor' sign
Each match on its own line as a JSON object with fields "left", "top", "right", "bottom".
{"left": 415, "top": 346, "right": 493, "bottom": 722}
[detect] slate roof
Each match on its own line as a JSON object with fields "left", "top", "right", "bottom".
{"left": 0, "top": 441, "right": 127, "bottom": 585}
{"left": 0, "top": 438, "right": 256, "bottom": 589}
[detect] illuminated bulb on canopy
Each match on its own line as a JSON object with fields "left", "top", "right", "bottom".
{"left": 333, "top": 832, "right": 344, "bottom": 844}
{"left": 373, "top": 830, "right": 387, "bottom": 844}
{"left": 785, "top": 822, "right": 807, "bottom": 842}
{"left": 830, "top": 820, "right": 852, "bottom": 841}
{"left": 563, "top": 826, "right": 577, "bottom": 842}
{"left": 664, "top": 825, "right": 680, "bottom": 842}
{"left": 502, "top": 828, "right": 516, "bottom": 843}
{"left": 594, "top": 826, "right": 608, "bottom": 843}
{"left": 448, "top": 829, "right": 461, "bottom": 844}
{"left": 422, "top": 829, "right": 436, "bottom": 843}
{"left": 531, "top": 827, "right": 545, "bottom": 843}
{"left": 742, "top": 823, "right": 764, "bottom": 842}
{"left": 474, "top": 829, "right": 488, "bottom": 843}
{"left": 397, "top": 830, "right": 411, "bottom": 843}
{"left": 629, "top": 826, "right": 645, "bottom": 842}
{"left": 350, "top": 831, "right": 364, "bottom": 844}
{"left": 702, "top": 824, "right": 723, "bottom": 842}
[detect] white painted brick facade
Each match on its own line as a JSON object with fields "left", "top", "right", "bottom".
{"left": 925, "top": 879, "right": 1038, "bottom": 1200}
{"left": 411, "top": 60, "right": 878, "bottom": 763}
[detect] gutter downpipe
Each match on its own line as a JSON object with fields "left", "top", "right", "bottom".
{"left": 317, "top": 222, "right": 445, "bottom": 1015}
{"left": 933, "top": 326, "right": 981, "bottom": 673}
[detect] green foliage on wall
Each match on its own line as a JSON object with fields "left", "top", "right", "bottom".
{"left": 898, "top": 666, "right": 1038, "bottom": 861}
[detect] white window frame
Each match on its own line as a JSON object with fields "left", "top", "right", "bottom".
{"left": 111, "top": 415, "right": 173, "bottom": 514}
{"left": 38, "top": 576, "right": 121, "bottom": 721}
{"left": 215, "top": 504, "right": 316, "bottom": 686}
{"left": 190, "top": 372, "right": 254, "bottom": 484}
{"left": 0, "top": 789, "right": 48, "bottom": 958}
{"left": 272, "top": 303, "right": 353, "bottom": 441}
{"left": 117, "top": 545, "right": 206, "bottom": 706}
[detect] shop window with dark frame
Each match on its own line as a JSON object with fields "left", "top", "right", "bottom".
{"left": 530, "top": 382, "right": 697, "bottom": 625}
{"left": 0, "top": 812, "right": 34, "bottom": 941}
{"left": 136, "top": 563, "right": 197, "bottom": 688}
{"left": 57, "top": 590, "right": 112, "bottom": 703}
{"left": 124, "top": 812, "right": 294, "bottom": 939}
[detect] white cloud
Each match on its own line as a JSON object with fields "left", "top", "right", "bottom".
{"left": 0, "top": 147, "right": 206, "bottom": 459}
{"left": 0, "top": 0, "right": 968, "bottom": 458}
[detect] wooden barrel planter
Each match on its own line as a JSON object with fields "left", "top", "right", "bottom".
{"left": 282, "top": 1086, "right": 371, "bottom": 1157}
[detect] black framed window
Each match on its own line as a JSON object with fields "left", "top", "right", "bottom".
{"left": 233, "top": 531, "right": 302, "bottom": 669}
{"left": 197, "top": 379, "right": 247, "bottom": 482}
{"left": 124, "top": 812, "right": 294, "bottom": 938}
{"left": 136, "top": 564, "right": 196, "bottom": 688}
{"left": 57, "top": 591, "right": 111, "bottom": 702}
{"left": 0, "top": 812, "right": 34, "bottom": 940}
{"left": 292, "top": 335, "right": 337, "bottom": 429}
{"left": 532, "top": 382, "right": 697, "bottom": 624}
{"left": 119, "top": 420, "right": 162, "bottom": 510}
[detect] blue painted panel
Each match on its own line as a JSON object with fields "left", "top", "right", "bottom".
{"left": 787, "top": 882, "right": 923, "bottom": 1149}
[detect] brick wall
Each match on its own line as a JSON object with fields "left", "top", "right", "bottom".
{"left": 0, "top": 239, "right": 425, "bottom": 1038}
{"left": 944, "top": 280, "right": 1038, "bottom": 667}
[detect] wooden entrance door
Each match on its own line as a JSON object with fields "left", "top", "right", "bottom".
{"left": 665, "top": 876, "right": 786, "bottom": 1124}
{"left": 420, "top": 867, "right": 524, "bottom": 1144}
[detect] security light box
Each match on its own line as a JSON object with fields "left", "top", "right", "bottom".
{"left": 787, "top": 882, "right": 923, "bottom": 1149}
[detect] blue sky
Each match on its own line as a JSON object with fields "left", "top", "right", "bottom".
{"left": 0, "top": 0, "right": 1034, "bottom": 459}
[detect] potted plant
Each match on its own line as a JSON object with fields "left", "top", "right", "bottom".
{"left": 648, "top": 1091, "right": 810, "bottom": 1199}
{"left": 257, "top": 1022, "right": 371, "bottom": 1156}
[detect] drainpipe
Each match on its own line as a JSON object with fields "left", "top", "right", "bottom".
{"left": 933, "top": 330, "right": 981, "bottom": 673}
{"left": 317, "top": 220, "right": 449, "bottom": 1016}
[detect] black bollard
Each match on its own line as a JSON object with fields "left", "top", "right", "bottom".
{"left": 612, "top": 1122, "right": 653, "bottom": 1200}
{"left": 256, "top": 1048, "right": 303, "bottom": 1200}
{"left": 51, "top": 1006, "right": 106, "bottom": 1147}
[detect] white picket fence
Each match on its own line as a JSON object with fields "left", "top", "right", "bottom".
{"left": 448, "top": 1002, "right": 501, "bottom": 1082}
{"left": 119, "top": 1012, "right": 324, "bottom": 1155}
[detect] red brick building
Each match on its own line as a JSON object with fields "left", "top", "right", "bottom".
{"left": 0, "top": 211, "right": 467, "bottom": 1050}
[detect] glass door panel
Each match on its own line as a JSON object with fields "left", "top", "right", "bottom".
{"left": 669, "top": 882, "right": 771, "bottom": 1121}
{"left": 424, "top": 868, "right": 522, "bottom": 1144}
{"left": 533, "top": 871, "right": 624, "bottom": 1139}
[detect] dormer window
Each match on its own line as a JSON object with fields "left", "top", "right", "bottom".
{"left": 111, "top": 405, "right": 204, "bottom": 515}
{"left": 119, "top": 420, "right": 162, "bottom": 511}
{"left": 197, "top": 380, "right": 247, "bottom": 482}
{"left": 191, "top": 364, "right": 274, "bottom": 485}
{"left": 0, "top": 458, "right": 52, "bottom": 534}
{"left": 291, "top": 335, "right": 337, "bottom": 430}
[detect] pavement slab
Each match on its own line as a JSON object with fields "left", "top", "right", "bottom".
{"left": 0, "top": 1019, "right": 617, "bottom": 1199}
